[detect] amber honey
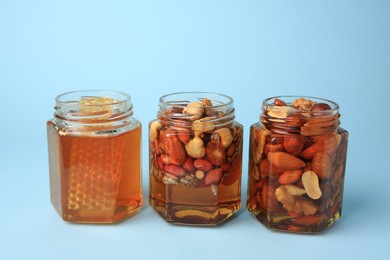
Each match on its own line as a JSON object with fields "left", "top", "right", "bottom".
{"left": 149, "top": 148, "right": 242, "bottom": 225}
{"left": 47, "top": 90, "right": 142, "bottom": 223}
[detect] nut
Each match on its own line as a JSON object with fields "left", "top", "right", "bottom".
{"left": 265, "top": 143, "right": 284, "bottom": 154}
{"left": 311, "top": 152, "right": 333, "bottom": 180}
{"left": 159, "top": 129, "right": 187, "bottom": 166}
{"left": 274, "top": 98, "right": 287, "bottom": 106}
{"left": 301, "top": 170, "right": 322, "bottom": 199}
{"left": 178, "top": 129, "right": 191, "bottom": 143}
{"left": 283, "top": 135, "right": 305, "bottom": 156}
{"left": 185, "top": 135, "right": 206, "bottom": 158}
{"left": 267, "top": 152, "right": 305, "bottom": 171}
{"left": 149, "top": 121, "right": 161, "bottom": 142}
{"left": 164, "top": 165, "right": 186, "bottom": 177}
{"left": 201, "top": 98, "right": 215, "bottom": 117}
{"left": 156, "top": 156, "right": 164, "bottom": 170}
{"left": 213, "top": 128, "right": 233, "bottom": 148}
{"left": 278, "top": 169, "right": 303, "bottom": 185}
{"left": 259, "top": 159, "right": 285, "bottom": 176}
{"left": 292, "top": 97, "right": 317, "bottom": 111}
{"left": 206, "top": 141, "right": 226, "bottom": 165}
{"left": 226, "top": 143, "right": 236, "bottom": 157}
{"left": 275, "top": 185, "right": 318, "bottom": 216}
{"left": 192, "top": 117, "right": 215, "bottom": 133}
{"left": 195, "top": 170, "right": 205, "bottom": 179}
{"left": 183, "top": 101, "right": 204, "bottom": 120}
{"left": 221, "top": 162, "right": 232, "bottom": 172}
{"left": 311, "top": 103, "right": 331, "bottom": 112}
{"left": 204, "top": 168, "right": 223, "bottom": 186}
{"left": 182, "top": 157, "right": 196, "bottom": 173}
{"left": 267, "top": 106, "right": 296, "bottom": 120}
{"left": 300, "top": 135, "right": 338, "bottom": 159}
{"left": 194, "top": 158, "right": 213, "bottom": 172}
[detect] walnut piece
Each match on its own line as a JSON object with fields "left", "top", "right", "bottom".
{"left": 275, "top": 185, "right": 318, "bottom": 216}
{"left": 292, "top": 98, "right": 317, "bottom": 111}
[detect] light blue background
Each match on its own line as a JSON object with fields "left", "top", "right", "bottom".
{"left": 0, "top": 0, "right": 389, "bottom": 259}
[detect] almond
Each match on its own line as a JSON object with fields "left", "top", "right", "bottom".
{"left": 274, "top": 98, "right": 287, "bottom": 106}
{"left": 311, "top": 153, "right": 333, "bottom": 180}
{"left": 178, "top": 129, "right": 191, "bottom": 143}
{"left": 156, "top": 156, "right": 164, "bottom": 170}
{"left": 278, "top": 169, "right": 303, "bottom": 185}
{"left": 221, "top": 162, "right": 232, "bottom": 172}
{"left": 259, "top": 159, "right": 285, "bottom": 176}
{"left": 266, "top": 134, "right": 284, "bottom": 145}
{"left": 164, "top": 165, "right": 186, "bottom": 177}
{"left": 194, "top": 158, "right": 213, "bottom": 172}
{"left": 265, "top": 143, "right": 284, "bottom": 154}
{"left": 300, "top": 135, "right": 338, "bottom": 159}
{"left": 283, "top": 135, "right": 305, "bottom": 156}
{"left": 226, "top": 143, "right": 236, "bottom": 157}
{"left": 159, "top": 129, "right": 187, "bottom": 165}
{"left": 204, "top": 168, "right": 223, "bottom": 186}
{"left": 206, "top": 141, "right": 226, "bottom": 165}
{"left": 267, "top": 152, "right": 305, "bottom": 171}
{"left": 182, "top": 157, "right": 195, "bottom": 173}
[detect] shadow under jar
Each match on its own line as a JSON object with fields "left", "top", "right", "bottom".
{"left": 149, "top": 92, "right": 243, "bottom": 226}
{"left": 47, "top": 90, "right": 142, "bottom": 223}
{"left": 247, "top": 96, "right": 348, "bottom": 233}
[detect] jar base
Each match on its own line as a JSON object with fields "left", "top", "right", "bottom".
{"left": 55, "top": 199, "right": 143, "bottom": 224}
{"left": 247, "top": 207, "right": 342, "bottom": 234}
{"left": 150, "top": 197, "right": 240, "bottom": 226}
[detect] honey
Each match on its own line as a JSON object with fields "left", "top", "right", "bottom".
{"left": 47, "top": 91, "right": 142, "bottom": 223}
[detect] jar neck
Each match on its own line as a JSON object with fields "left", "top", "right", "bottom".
{"left": 53, "top": 90, "right": 133, "bottom": 131}
{"left": 157, "top": 92, "right": 235, "bottom": 130}
{"left": 260, "top": 96, "right": 340, "bottom": 136}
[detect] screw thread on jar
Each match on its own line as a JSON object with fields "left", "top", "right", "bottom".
{"left": 157, "top": 92, "right": 236, "bottom": 130}
{"left": 260, "top": 96, "right": 340, "bottom": 136}
{"left": 53, "top": 90, "right": 135, "bottom": 133}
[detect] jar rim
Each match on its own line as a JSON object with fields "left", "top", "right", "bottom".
{"left": 159, "top": 91, "right": 233, "bottom": 108}
{"left": 263, "top": 95, "right": 339, "bottom": 111}
{"left": 56, "top": 90, "right": 131, "bottom": 106}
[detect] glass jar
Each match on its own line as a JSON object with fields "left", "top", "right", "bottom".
{"left": 47, "top": 90, "right": 142, "bottom": 223}
{"left": 149, "top": 92, "right": 243, "bottom": 225}
{"left": 247, "top": 96, "right": 348, "bottom": 233}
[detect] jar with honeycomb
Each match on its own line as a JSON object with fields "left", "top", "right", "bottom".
{"left": 247, "top": 96, "right": 348, "bottom": 233}
{"left": 47, "top": 90, "right": 142, "bottom": 223}
{"left": 149, "top": 92, "right": 243, "bottom": 225}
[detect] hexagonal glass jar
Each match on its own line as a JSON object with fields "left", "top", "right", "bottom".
{"left": 47, "top": 90, "right": 142, "bottom": 223}
{"left": 149, "top": 92, "right": 243, "bottom": 226}
{"left": 247, "top": 96, "right": 348, "bottom": 233}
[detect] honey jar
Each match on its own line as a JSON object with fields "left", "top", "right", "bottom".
{"left": 47, "top": 90, "right": 142, "bottom": 223}
{"left": 149, "top": 92, "right": 243, "bottom": 225}
{"left": 247, "top": 96, "right": 348, "bottom": 233}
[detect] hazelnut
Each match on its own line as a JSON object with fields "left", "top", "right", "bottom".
{"left": 185, "top": 135, "right": 206, "bottom": 158}
{"left": 183, "top": 101, "right": 204, "bottom": 120}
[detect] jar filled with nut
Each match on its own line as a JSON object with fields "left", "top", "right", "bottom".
{"left": 149, "top": 92, "right": 243, "bottom": 225}
{"left": 247, "top": 96, "right": 348, "bottom": 233}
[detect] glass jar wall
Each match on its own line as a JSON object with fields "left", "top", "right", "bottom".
{"left": 149, "top": 92, "right": 243, "bottom": 226}
{"left": 47, "top": 90, "right": 142, "bottom": 223}
{"left": 247, "top": 96, "right": 348, "bottom": 233}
